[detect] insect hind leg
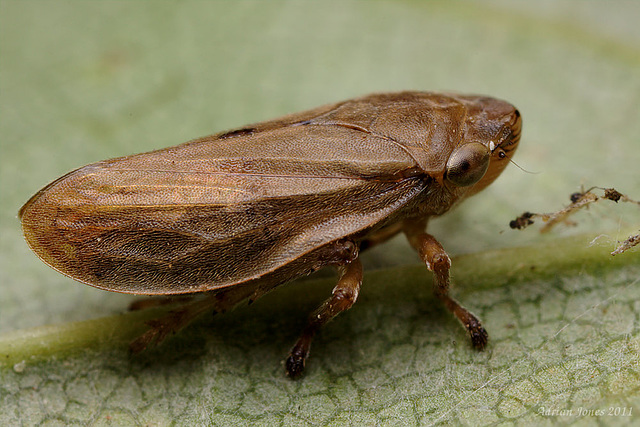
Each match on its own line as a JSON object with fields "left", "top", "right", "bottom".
{"left": 129, "top": 284, "right": 254, "bottom": 354}
{"left": 128, "top": 295, "right": 194, "bottom": 311}
{"left": 286, "top": 250, "right": 363, "bottom": 379}
{"left": 129, "top": 294, "right": 221, "bottom": 353}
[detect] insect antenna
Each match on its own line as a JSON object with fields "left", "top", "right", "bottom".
{"left": 509, "top": 158, "right": 537, "bottom": 174}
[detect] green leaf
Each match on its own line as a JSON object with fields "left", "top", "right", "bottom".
{"left": 2, "top": 0, "right": 639, "bottom": 425}
{"left": 1, "top": 233, "right": 638, "bottom": 425}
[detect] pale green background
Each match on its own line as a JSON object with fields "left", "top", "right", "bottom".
{"left": 1, "top": 1, "right": 638, "bottom": 425}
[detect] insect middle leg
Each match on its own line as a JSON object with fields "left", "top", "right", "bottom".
{"left": 404, "top": 220, "right": 488, "bottom": 349}
{"left": 286, "top": 256, "right": 363, "bottom": 379}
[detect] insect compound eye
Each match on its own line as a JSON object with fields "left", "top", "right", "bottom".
{"left": 445, "top": 142, "right": 491, "bottom": 187}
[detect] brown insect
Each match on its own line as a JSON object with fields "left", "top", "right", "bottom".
{"left": 19, "top": 92, "right": 521, "bottom": 378}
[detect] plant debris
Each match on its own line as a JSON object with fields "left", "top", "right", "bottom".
{"left": 509, "top": 186, "right": 639, "bottom": 255}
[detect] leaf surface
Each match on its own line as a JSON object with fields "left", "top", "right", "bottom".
{"left": 1, "top": 1, "right": 639, "bottom": 425}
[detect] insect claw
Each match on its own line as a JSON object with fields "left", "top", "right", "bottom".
{"left": 469, "top": 324, "right": 489, "bottom": 350}
{"left": 285, "top": 352, "right": 306, "bottom": 379}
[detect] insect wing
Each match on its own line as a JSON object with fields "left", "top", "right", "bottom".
{"left": 20, "top": 114, "right": 424, "bottom": 295}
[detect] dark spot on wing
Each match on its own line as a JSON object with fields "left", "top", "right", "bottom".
{"left": 218, "top": 127, "right": 256, "bottom": 139}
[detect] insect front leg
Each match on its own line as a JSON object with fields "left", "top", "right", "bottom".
{"left": 286, "top": 241, "right": 363, "bottom": 379}
{"left": 403, "top": 219, "right": 488, "bottom": 350}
